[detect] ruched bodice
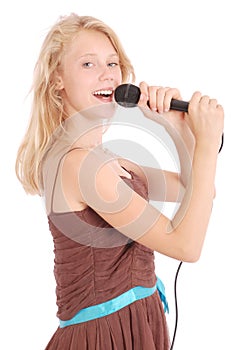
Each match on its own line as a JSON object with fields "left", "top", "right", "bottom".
{"left": 45, "top": 170, "right": 170, "bottom": 349}
{"left": 48, "top": 171, "right": 156, "bottom": 321}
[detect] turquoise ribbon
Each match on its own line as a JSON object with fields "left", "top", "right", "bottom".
{"left": 59, "top": 277, "right": 168, "bottom": 328}
{"left": 156, "top": 277, "right": 169, "bottom": 313}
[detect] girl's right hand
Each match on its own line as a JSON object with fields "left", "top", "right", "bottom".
{"left": 185, "top": 91, "right": 224, "bottom": 153}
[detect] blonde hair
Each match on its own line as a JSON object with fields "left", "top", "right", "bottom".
{"left": 15, "top": 13, "right": 135, "bottom": 195}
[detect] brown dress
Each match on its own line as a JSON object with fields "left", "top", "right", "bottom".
{"left": 44, "top": 170, "right": 170, "bottom": 349}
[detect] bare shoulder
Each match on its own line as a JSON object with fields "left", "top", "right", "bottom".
{"left": 61, "top": 148, "right": 92, "bottom": 210}
{"left": 62, "top": 147, "right": 90, "bottom": 168}
{"left": 61, "top": 147, "right": 126, "bottom": 207}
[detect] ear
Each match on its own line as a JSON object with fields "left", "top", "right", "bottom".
{"left": 54, "top": 71, "right": 64, "bottom": 90}
{"left": 55, "top": 76, "right": 64, "bottom": 90}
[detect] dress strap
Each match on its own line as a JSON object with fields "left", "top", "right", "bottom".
{"left": 49, "top": 147, "right": 87, "bottom": 214}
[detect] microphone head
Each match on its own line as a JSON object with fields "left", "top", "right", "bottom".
{"left": 114, "top": 84, "right": 141, "bottom": 108}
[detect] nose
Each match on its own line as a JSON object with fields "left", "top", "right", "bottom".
{"left": 99, "top": 64, "right": 114, "bottom": 81}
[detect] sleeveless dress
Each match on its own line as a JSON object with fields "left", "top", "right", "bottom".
{"left": 44, "top": 169, "right": 170, "bottom": 350}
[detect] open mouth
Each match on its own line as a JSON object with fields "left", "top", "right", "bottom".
{"left": 93, "top": 89, "right": 114, "bottom": 102}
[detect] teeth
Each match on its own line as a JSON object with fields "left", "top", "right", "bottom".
{"left": 93, "top": 90, "right": 113, "bottom": 96}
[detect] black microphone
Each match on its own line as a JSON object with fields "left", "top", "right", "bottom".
{"left": 114, "top": 83, "right": 189, "bottom": 112}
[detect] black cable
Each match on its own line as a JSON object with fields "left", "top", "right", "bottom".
{"left": 169, "top": 125, "right": 223, "bottom": 350}
{"left": 170, "top": 261, "right": 183, "bottom": 350}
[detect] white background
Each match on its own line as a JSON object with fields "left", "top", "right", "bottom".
{"left": 1, "top": 0, "right": 233, "bottom": 349}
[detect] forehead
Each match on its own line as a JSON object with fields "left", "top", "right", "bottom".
{"left": 66, "top": 29, "right": 117, "bottom": 57}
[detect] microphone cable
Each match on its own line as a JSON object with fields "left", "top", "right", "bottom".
{"left": 170, "top": 261, "right": 183, "bottom": 350}
{"left": 169, "top": 127, "right": 224, "bottom": 350}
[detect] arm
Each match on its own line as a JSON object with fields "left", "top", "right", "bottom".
{"left": 118, "top": 158, "right": 183, "bottom": 202}
{"left": 61, "top": 90, "right": 223, "bottom": 263}
{"left": 74, "top": 143, "right": 217, "bottom": 263}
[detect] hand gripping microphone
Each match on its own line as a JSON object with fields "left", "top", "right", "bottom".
{"left": 114, "top": 83, "right": 224, "bottom": 153}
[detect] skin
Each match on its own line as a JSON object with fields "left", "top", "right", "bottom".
{"left": 55, "top": 29, "right": 224, "bottom": 262}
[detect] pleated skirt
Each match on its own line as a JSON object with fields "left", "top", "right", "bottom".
{"left": 45, "top": 291, "right": 170, "bottom": 350}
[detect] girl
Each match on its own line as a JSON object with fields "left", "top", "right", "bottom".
{"left": 15, "top": 13, "right": 224, "bottom": 349}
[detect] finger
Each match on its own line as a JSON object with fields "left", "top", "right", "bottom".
{"left": 216, "top": 104, "right": 223, "bottom": 111}
{"left": 190, "top": 91, "right": 202, "bottom": 103}
{"left": 209, "top": 99, "right": 218, "bottom": 107}
{"left": 138, "top": 81, "right": 149, "bottom": 107}
{"left": 148, "top": 86, "right": 161, "bottom": 111}
{"left": 163, "top": 88, "right": 182, "bottom": 112}
{"left": 188, "top": 91, "right": 202, "bottom": 113}
{"left": 156, "top": 87, "right": 168, "bottom": 114}
{"left": 200, "top": 95, "right": 210, "bottom": 104}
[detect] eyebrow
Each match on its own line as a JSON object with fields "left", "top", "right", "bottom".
{"left": 78, "top": 53, "right": 119, "bottom": 59}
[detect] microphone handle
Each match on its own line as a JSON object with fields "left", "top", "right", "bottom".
{"left": 170, "top": 99, "right": 189, "bottom": 113}
{"left": 146, "top": 98, "right": 189, "bottom": 112}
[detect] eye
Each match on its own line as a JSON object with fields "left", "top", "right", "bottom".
{"left": 108, "top": 62, "right": 119, "bottom": 67}
{"left": 82, "top": 62, "right": 94, "bottom": 68}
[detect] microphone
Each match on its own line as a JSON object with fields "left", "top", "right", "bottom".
{"left": 114, "top": 83, "right": 189, "bottom": 112}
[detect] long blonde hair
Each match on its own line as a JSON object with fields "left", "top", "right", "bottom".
{"left": 15, "top": 13, "right": 135, "bottom": 195}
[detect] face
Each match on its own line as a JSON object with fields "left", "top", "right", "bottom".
{"left": 56, "top": 30, "right": 122, "bottom": 117}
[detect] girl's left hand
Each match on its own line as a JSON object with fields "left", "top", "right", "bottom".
{"left": 137, "top": 81, "right": 195, "bottom": 149}
{"left": 138, "top": 81, "right": 185, "bottom": 127}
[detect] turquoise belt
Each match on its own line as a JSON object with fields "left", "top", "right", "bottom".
{"left": 59, "top": 277, "right": 169, "bottom": 328}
